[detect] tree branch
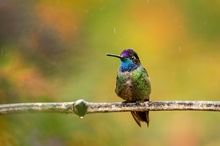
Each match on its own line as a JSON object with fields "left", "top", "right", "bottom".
{"left": 0, "top": 100, "right": 220, "bottom": 118}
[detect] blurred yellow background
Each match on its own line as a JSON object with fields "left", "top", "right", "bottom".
{"left": 0, "top": 0, "right": 220, "bottom": 145}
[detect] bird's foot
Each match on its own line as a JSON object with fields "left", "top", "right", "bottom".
{"left": 122, "top": 101, "right": 130, "bottom": 104}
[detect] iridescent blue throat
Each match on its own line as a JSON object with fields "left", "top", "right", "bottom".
{"left": 119, "top": 58, "right": 139, "bottom": 72}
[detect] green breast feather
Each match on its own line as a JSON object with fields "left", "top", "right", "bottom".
{"left": 115, "top": 66, "right": 151, "bottom": 101}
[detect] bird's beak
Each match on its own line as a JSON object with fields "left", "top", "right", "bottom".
{"left": 106, "top": 53, "right": 123, "bottom": 59}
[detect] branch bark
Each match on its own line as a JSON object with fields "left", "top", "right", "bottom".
{"left": 0, "top": 100, "right": 220, "bottom": 117}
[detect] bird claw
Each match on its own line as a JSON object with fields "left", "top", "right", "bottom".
{"left": 122, "top": 100, "right": 142, "bottom": 105}
{"left": 122, "top": 101, "right": 129, "bottom": 104}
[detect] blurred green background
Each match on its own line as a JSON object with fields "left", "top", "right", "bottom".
{"left": 1, "top": 0, "right": 220, "bottom": 145}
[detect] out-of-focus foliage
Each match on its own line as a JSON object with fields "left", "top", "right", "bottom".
{"left": 0, "top": 0, "right": 220, "bottom": 145}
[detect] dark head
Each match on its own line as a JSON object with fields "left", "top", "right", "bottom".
{"left": 106, "top": 49, "right": 141, "bottom": 72}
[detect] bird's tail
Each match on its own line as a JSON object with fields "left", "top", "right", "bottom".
{"left": 131, "top": 111, "right": 149, "bottom": 127}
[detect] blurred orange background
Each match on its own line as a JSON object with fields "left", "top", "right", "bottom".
{"left": 0, "top": 1, "right": 220, "bottom": 145}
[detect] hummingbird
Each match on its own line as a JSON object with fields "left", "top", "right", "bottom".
{"left": 106, "top": 49, "right": 151, "bottom": 127}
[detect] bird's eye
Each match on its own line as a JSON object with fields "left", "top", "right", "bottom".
{"left": 131, "top": 56, "right": 136, "bottom": 60}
